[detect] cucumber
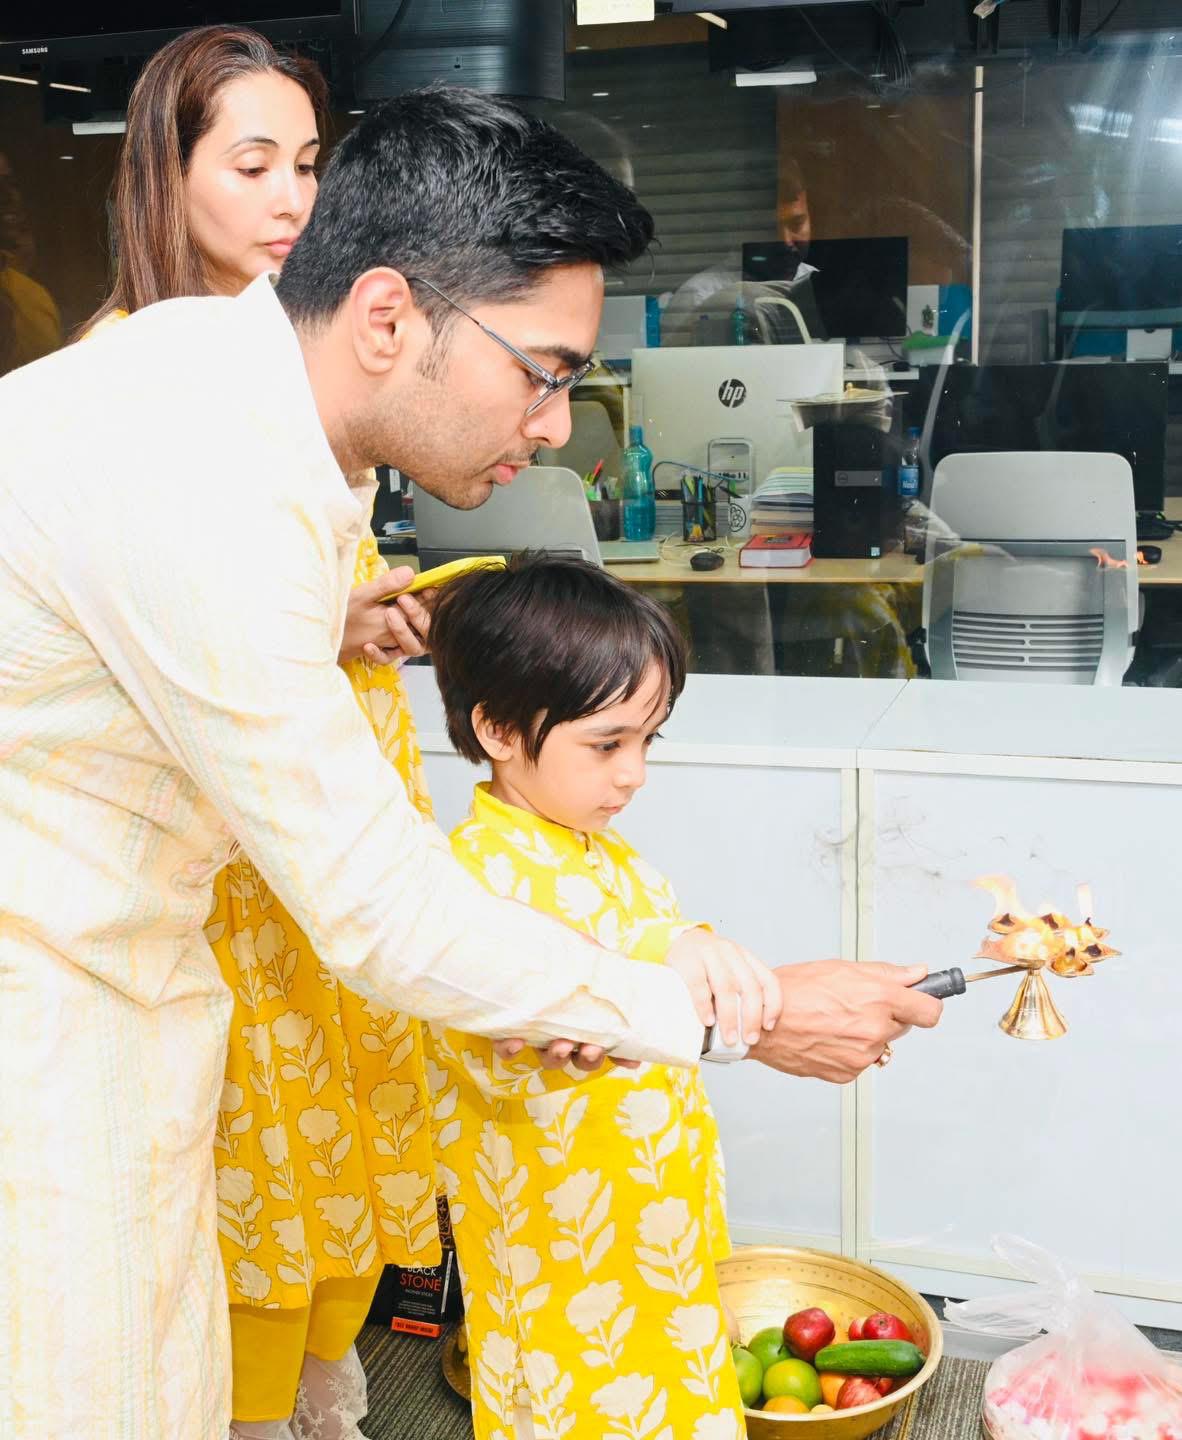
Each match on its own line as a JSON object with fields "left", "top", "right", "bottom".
{"left": 813, "top": 1340, "right": 925, "bottom": 1377}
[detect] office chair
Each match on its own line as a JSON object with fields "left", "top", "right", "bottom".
{"left": 414, "top": 465, "right": 603, "bottom": 571}
{"left": 922, "top": 452, "right": 1139, "bottom": 686}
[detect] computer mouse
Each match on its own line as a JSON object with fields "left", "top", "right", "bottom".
{"left": 1138, "top": 544, "right": 1163, "bottom": 565}
{"left": 690, "top": 549, "right": 724, "bottom": 571}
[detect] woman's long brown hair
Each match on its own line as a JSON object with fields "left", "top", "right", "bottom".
{"left": 80, "top": 25, "right": 328, "bottom": 333}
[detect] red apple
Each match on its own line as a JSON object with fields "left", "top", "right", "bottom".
{"left": 836, "top": 1377, "right": 884, "bottom": 1410}
{"left": 873, "top": 1377, "right": 895, "bottom": 1395}
{"left": 782, "top": 1306, "right": 836, "bottom": 1363}
{"left": 860, "top": 1312, "right": 915, "bottom": 1344}
{"left": 848, "top": 1316, "right": 868, "bottom": 1340}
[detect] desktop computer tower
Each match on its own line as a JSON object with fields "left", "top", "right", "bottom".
{"left": 811, "top": 420, "right": 901, "bottom": 559}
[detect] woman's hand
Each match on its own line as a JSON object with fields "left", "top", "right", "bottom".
{"left": 339, "top": 565, "right": 436, "bottom": 666}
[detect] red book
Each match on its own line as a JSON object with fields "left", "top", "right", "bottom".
{"left": 739, "top": 533, "right": 813, "bottom": 569}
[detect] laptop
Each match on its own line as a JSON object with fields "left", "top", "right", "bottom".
{"left": 413, "top": 465, "right": 603, "bottom": 571}
{"left": 600, "top": 539, "right": 661, "bottom": 563}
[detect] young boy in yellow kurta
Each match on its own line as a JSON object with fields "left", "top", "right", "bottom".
{"left": 426, "top": 555, "right": 781, "bottom": 1440}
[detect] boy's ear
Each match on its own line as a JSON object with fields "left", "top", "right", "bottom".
{"left": 471, "top": 705, "right": 516, "bottom": 763}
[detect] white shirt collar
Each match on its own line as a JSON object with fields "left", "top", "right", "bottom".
{"left": 238, "top": 272, "right": 367, "bottom": 545}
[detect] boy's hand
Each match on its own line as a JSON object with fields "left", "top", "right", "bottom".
{"left": 492, "top": 1038, "right": 639, "bottom": 1072}
{"left": 667, "top": 928, "right": 782, "bottom": 1048}
{"left": 491, "top": 930, "right": 781, "bottom": 1066}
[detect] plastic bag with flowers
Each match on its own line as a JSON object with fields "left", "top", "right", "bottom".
{"left": 944, "top": 1236, "right": 1182, "bottom": 1440}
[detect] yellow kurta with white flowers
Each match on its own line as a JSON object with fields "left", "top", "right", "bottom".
{"left": 204, "top": 533, "right": 441, "bottom": 1309}
{"left": 427, "top": 785, "right": 745, "bottom": 1440}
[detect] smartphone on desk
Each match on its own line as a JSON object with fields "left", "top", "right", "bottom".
{"left": 382, "top": 554, "right": 507, "bottom": 601}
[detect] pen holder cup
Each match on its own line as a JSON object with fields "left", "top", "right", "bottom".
{"left": 681, "top": 488, "right": 724, "bottom": 543}
{"left": 590, "top": 498, "right": 621, "bottom": 542}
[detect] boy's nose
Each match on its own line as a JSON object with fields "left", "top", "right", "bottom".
{"left": 615, "top": 755, "right": 646, "bottom": 792}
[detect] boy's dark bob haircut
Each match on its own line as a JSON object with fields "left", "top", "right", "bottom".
{"left": 429, "top": 552, "right": 687, "bottom": 765}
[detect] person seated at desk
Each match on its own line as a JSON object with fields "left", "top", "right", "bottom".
{"left": 661, "top": 157, "right": 825, "bottom": 346}
{"left": 747, "top": 171, "right": 828, "bottom": 344}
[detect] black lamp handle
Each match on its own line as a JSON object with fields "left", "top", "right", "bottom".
{"left": 911, "top": 967, "right": 967, "bottom": 999}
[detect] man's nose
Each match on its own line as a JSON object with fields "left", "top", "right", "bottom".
{"left": 523, "top": 388, "right": 573, "bottom": 450}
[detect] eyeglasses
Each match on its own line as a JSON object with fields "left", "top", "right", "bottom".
{"left": 408, "top": 275, "right": 595, "bottom": 417}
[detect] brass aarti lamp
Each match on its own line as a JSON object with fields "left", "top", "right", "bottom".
{"left": 912, "top": 878, "right": 1120, "bottom": 1040}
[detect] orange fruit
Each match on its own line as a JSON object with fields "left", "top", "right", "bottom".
{"left": 818, "top": 1372, "right": 845, "bottom": 1408}
{"left": 763, "top": 1395, "right": 809, "bottom": 1414}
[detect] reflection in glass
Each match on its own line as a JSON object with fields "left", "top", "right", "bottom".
{"left": 0, "top": 152, "right": 61, "bottom": 377}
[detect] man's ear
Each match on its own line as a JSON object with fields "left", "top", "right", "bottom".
{"left": 346, "top": 267, "right": 423, "bottom": 376}
{"left": 471, "top": 705, "right": 517, "bottom": 763}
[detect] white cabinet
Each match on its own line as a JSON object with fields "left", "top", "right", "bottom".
{"left": 401, "top": 668, "right": 1182, "bottom": 1327}
{"left": 858, "top": 682, "right": 1182, "bottom": 1328}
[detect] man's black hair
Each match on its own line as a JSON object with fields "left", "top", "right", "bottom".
{"left": 276, "top": 85, "right": 654, "bottom": 328}
{"left": 429, "top": 552, "right": 687, "bottom": 766}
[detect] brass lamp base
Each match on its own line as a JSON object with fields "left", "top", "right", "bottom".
{"left": 998, "top": 970, "right": 1069, "bottom": 1041}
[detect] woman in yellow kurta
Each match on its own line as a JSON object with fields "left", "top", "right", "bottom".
{"left": 426, "top": 554, "right": 781, "bottom": 1440}
{"left": 205, "top": 529, "right": 442, "bottom": 1435}
{"left": 82, "top": 29, "right": 439, "bottom": 1438}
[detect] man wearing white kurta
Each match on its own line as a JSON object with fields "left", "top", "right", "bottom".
{"left": 0, "top": 89, "right": 937, "bottom": 1438}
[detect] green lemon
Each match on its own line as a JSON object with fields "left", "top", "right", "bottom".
{"left": 762, "top": 1358, "right": 823, "bottom": 1410}
{"left": 747, "top": 1325, "right": 789, "bottom": 1373}
{"left": 731, "top": 1346, "right": 763, "bottom": 1409}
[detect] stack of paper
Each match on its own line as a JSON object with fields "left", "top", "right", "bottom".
{"left": 752, "top": 467, "right": 813, "bottom": 535}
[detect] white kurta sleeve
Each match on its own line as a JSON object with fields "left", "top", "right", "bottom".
{"left": 55, "top": 446, "right": 703, "bottom": 1068}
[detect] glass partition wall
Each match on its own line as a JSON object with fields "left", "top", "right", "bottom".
{"left": 5, "top": 8, "right": 1182, "bottom": 682}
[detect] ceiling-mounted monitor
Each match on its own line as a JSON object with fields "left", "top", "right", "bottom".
{"left": 355, "top": 0, "right": 563, "bottom": 104}
{"left": 669, "top": 1, "right": 854, "bottom": 8}
{"left": 0, "top": 3, "right": 355, "bottom": 60}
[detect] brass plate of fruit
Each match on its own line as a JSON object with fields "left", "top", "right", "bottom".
{"left": 717, "top": 1245, "right": 943, "bottom": 1438}
{"left": 441, "top": 1324, "right": 470, "bottom": 1402}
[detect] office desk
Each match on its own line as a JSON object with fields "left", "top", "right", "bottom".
{"left": 607, "top": 547, "right": 919, "bottom": 586}
{"left": 606, "top": 497, "right": 1182, "bottom": 588}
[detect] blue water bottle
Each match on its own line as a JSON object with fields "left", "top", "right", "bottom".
{"left": 898, "top": 426, "right": 921, "bottom": 501}
{"left": 621, "top": 424, "right": 656, "bottom": 542}
{"left": 730, "top": 292, "right": 749, "bottom": 345}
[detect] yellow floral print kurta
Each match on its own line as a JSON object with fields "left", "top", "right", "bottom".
{"left": 204, "top": 533, "right": 441, "bottom": 1309}
{"left": 427, "top": 786, "right": 745, "bottom": 1440}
